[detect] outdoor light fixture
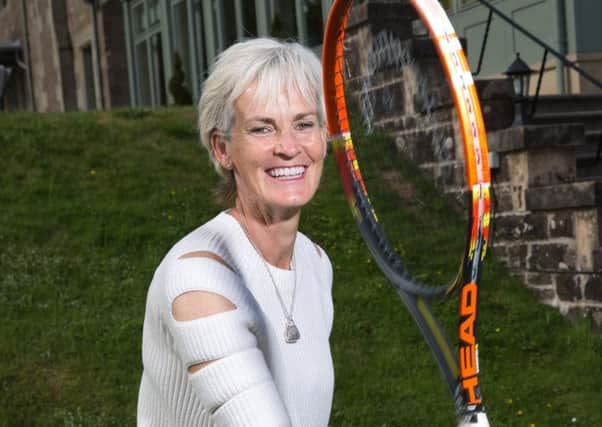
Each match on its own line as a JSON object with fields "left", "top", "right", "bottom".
{"left": 503, "top": 52, "right": 534, "bottom": 126}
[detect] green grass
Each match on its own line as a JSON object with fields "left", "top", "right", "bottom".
{"left": 1, "top": 109, "right": 600, "bottom": 426}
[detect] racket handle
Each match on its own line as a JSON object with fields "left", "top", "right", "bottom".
{"left": 457, "top": 411, "right": 490, "bottom": 427}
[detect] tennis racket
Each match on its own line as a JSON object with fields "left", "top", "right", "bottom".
{"left": 322, "top": 1, "right": 491, "bottom": 426}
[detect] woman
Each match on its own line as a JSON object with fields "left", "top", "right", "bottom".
{"left": 137, "top": 38, "right": 334, "bottom": 426}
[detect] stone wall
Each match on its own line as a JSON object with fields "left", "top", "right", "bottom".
{"left": 489, "top": 126, "right": 602, "bottom": 329}
{"left": 52, "top": 0, "right": 78, "bottom": 111}
{"left": 0, "top": 0, "right": 24, "bottom": 42}
{"left": 27, "top": 0, "right": 64, "bottom": 112}
{"left": 343, "top": 1, "right": 602, "bottom": 330}
{"left": 66, "top": 0, "right": 96, "bottom": 110}
{"left": 64, "top": 0, "right": 130, "bottom": 109}
{"left": 345, "top": 2, "right": 464, "bottom": 193}
{"left": 0, "top": 0, "right": 28, "bottom": 110}
{"left": 0, "top": 0, "right": 129, "bottom": 111}
{"left": 0, "top": 0, "right": 77, "bottom": 111}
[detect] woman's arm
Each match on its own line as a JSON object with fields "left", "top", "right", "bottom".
{"left": 172, "top": 290, "right": 236, "bottom": 373}
{"left": 165, "top": 253, "right": 291, "bottom": 426}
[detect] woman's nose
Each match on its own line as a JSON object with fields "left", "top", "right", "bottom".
{"left": 274, "top": 130, "right": 301, "bottom": 157}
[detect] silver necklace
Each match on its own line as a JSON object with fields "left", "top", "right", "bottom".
{"left": 238, "top": 211, "right": 300, "bottom": 344}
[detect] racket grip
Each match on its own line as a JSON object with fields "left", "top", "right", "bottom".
{"left": 457, "top": 411, "right": 490, "bottom": 427}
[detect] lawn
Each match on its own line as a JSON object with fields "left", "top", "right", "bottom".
{"left": 0, "top": 108, "right": 600, "bottom": 426}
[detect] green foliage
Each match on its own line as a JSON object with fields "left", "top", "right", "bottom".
{"left": 168, "top": 53, "right": 193, "bottom": 106}
{"left": 0, "top": 110, "right": 601, "bottom": 426}
{"left": 270, "top": 13, "right": 286, "bottom": 39}
{"left": 112, "top": 108, "right": 152, "bottom": 120}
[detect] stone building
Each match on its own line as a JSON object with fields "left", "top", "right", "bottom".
{"left": 0, "top": 0, "right": 333, "bottom": 111}
{"left": 0, "top": 0, "right": 129, "bottom": 112}
{"left": 120, "top": 0, "right": 331, "bottom": 107}
{"left": 3, "top": 0, "right": 602, "bottom": 111}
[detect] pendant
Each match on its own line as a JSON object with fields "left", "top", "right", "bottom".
{"left": 285, "top": 319, "right": 300, "bottom": 343}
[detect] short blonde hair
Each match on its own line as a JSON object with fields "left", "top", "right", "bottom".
{"left": 197, "top": 38, "right": 324, "bottom": 206}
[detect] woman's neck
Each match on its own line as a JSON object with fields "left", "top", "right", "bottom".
{"left": 230, "top": 201, "right": 300, "bottom": 270}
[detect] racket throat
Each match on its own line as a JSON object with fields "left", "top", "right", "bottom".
{"left": 457, "top": 409, "right": 490, "bottom": 427}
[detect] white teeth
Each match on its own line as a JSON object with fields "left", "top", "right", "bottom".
{"left": 268, "top": 166, "right": 306, "bottom": 178}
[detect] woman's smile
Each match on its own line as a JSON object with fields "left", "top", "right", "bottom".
{"left": 266, "top": 165, "right": 307, "bottom": 180}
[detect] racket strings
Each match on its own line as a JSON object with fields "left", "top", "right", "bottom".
{"left": 327, "top": 2, "right": 483, "bottom": 297}
{"left": 352, "top": 178, "right": 460, "bottom": 300}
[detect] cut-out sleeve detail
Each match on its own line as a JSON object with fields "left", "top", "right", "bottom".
{"left": 177, "top": 250, "right": 235, "bottom": 272}
{"left": 172, "top": 290, "right": 237, "bottom": 322}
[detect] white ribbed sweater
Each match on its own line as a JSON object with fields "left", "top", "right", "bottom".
{"left": 137, "top": 212, "right": 334, "bottom": 426}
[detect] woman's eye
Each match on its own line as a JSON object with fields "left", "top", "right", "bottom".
{"left": 295, "top": 121, "right": 315, "bottom": 131}
{"left": 249, "top": 126, "right": 274, "bottom": 135}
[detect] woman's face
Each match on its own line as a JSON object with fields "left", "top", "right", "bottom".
{"left": 214, "top": 85, "right": 326, "bottom": 219}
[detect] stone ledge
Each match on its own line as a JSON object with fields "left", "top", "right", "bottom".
{"left": 487, "top": 124, "right": 585, "bottom": 153}
{"left": 526, "top": 181, "right": 602, "bottom": 211}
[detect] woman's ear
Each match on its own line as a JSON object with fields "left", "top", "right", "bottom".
{"left": 210, "top": 130, "right": 233, "bottom": 170}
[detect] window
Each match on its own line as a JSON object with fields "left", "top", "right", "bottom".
{"left": 135, "top": 40, "right": 152, "bottom": 105}
{"left": 172, "top": 0, "right": 192, "bottom": 91}
{"left": 150, "top": 33, "right": 167, "bottom": 106}
{"left": 129, "top": 0, "right": 168, "bottom": 107}
{"left": 303, "top": 0, "right": 323, "bottom": 47}
{"left": 193, "top": 1, "right": 209, "bottom": 82}
{"left": 133, "top": 2, "right": 146, "bottom": 35}
{"left": 241, "top": 1, "right": 258, "bottom": 38}
{"left": 148, "top": 0, "right": 160, "bottom": 26}
{"left": 82, "top": 44, "right": 97, "bottom": 110}
{"left": 222, "top": 0, "right": 238, "bottom": 45}
{"left": 268, "top": 0, "right": 325, "bottom": 46}
{"left": 271, "top": 0, "right": 298, "bottom": 40}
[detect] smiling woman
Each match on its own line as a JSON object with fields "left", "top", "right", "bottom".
{"left": 211, "top": 85, "right": 326, "bottom": 223}
{"left": 137, "top": 38, "right": 334, "bottom": 427}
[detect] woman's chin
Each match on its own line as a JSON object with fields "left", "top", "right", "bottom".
{"left": 265, "top": 193, "right": 313, "bottom": 215}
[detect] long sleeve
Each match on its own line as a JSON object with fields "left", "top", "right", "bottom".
{"left": 163, "top": 257, "right": 291, "bottom": 426}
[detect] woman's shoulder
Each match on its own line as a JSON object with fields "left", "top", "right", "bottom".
{"left": 154, "top": 211, "right": 249, "bottom": 304}
{"left": 296, "top": 229, "right": 328, "bottom": 256}
{"left": 296, "top": 231, "right": 332, "bottom": 276}
{"left": 166, "top": 211, "right": 235, "bottom": 257}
